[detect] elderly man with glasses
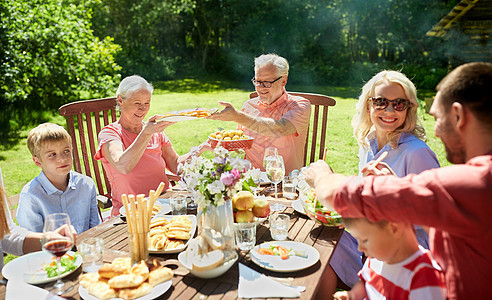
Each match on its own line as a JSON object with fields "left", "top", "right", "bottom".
{"left": 209, "top": 53, "right": 311, "bottom": 173}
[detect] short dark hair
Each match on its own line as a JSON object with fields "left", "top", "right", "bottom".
{"left": 436, "top": 62, "right": 492, "bottom": 129}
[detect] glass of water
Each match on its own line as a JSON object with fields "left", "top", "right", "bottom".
{"left": 234, "top": 222, "right": 256, "bottom": 251}
{"left": 269, "top": 214, "right": 289, "bottom": 241}
{"left": 79, "top": 237, "right": 104, "bottom": 273}
{"left": 282, "top": 176, "right": 296, "bottom": 199}
{"left": 171, "top": 194, "right": 187, "bottom": 215}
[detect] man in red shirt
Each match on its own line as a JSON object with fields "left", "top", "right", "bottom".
{"left": 306, "top": 62, "right": 492, "bottom": 300}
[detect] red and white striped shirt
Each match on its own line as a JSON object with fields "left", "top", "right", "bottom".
{"left": 359, "top": 246, "right": 447, "bottom": 299}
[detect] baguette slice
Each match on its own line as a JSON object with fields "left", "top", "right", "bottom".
{"left": 192, "top": 250, "right": 224, "bottom": 272}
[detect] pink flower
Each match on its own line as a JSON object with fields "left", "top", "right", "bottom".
{"left": 220, "top": 172, "right": 235, "bottom": 186}
{"left": 231, "top": 169, "right": 240, "bottom": 180}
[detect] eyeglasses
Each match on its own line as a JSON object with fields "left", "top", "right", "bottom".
{"left": 369, "top": 97, "right": 411, "bottom": 111}
{"left": 251, "top": 76, "right": 283, "bottom": 88}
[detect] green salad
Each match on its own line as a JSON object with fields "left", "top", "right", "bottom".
{"left": 43, "top": 252, "right": 79, "bottom": 278}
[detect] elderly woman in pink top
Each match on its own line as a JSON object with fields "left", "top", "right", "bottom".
{"left": 209, "top": 53, "right": 311, "bottom": 174}
{"left": 95, "top": 75, "right": 210, "bottom": 217}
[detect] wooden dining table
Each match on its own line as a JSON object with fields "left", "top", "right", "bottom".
{"left": 1, "top": 190, "right": 343, "bottom": 299}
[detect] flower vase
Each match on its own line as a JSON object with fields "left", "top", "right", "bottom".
{"left": 198, "top": 198, "right": 236, "bottom": 258}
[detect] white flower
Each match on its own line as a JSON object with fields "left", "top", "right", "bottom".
{"left": 207, "top": 180, "right": 225, "bottom": 195}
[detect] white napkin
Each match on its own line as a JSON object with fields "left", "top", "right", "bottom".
{"left": 238, "top": 263, "right": 304, "bottom": 298}
{"left": 6, "top": 279, "right": 64, "bottom": 300}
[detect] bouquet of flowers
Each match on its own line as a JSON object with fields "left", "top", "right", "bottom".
{"left": 178, "top": 147, "right": 259, "bottom": 209}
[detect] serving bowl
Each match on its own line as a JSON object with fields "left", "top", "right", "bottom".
{"left": 178, "top": 251, "right": 238, "bottom": 279}
{"left": 300, "top": 197, "right": 342, "bottom": 227}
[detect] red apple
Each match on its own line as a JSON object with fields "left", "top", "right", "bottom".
{"left": 252, "top": 198, "right": 270, "bottom": 218}
{"left": 233, "top": 191, "right": 255, "bottom": 210}
{"left": 235, "top": 210, "right": 255, "bottom": 223}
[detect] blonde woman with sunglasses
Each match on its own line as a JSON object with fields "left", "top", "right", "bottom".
{"left": 317, "top": 70, "right": 440, "bottom": 298}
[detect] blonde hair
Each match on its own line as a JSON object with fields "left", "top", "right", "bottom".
{"left": 27, "top": 123, "right": 72, "bottom": 157}
{"left": 351, "top": 70, "right": 426, "bottom": 149}
{"left": 1, "top": 185, "right": 11, "bottom": 239}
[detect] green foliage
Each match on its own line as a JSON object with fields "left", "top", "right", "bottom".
{"left": 0, "top": 0, "right": 121, "bottom": 146}
{"left": 88, "top": 0, "right": 458, "bottom": 89}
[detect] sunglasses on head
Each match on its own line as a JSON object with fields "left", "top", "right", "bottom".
{"left": 369, "top": 97, "right": 411, "bottom": 111}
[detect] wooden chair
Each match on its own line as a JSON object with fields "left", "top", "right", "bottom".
{"left": 59, "top": 97, "right": 119, "bottom": 220}
{"left": 249, "top": 91, "right": 336, "bottom": 165}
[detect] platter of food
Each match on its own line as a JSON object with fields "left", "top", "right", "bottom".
{"left": 79, "top": 258, "right": 173, "bottom": 300}
{"left": 2, "top": 250, "right": 82, "bottom": 284}
{"left": 250, "top": 241, "right": 319, "bottom": 272}
{"left": 148, "top": 215, "right": 197, "bottom": 253}
{"left": 155, "top": 108, "right": 218, "bottom": 122}
{"left": 208, "top": 129, "right": 254, "bottom": 151}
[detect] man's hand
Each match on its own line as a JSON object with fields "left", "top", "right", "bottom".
{"left": 54, "top": 224, "right": 77, "bottom": 244}
{"left": 207, "top": 101, "right": 239, "bottom": 122}
{"left": 306, "top": 160, "right": 346, "bottom": 210}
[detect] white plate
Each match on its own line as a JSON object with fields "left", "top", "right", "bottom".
{"left": 291, "top": 199, "right": 306, "bottom": 215}
{"left": 79, "top": 279, "right": 172, "bottom": 300}
{"left": 149, "top": 215, "right": 197, "bottom": 254}
{"left": 250, "top": 241, "right": 319, "bottom": 272}
{"left": 2, "top": 250, "right": 82, "bottom": 284}
{"left": 119, "top": 202, "right": 171, "bottom": 217}
{"left": 156, "top": 108, "right": 218, "bottom": 122}
{"left": 178, "top": 251, "right": 238, "bottom": 279}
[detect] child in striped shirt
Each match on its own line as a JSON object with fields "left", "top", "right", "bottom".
{"left": 333, "top": 218, "right": 446, "bottom": 300}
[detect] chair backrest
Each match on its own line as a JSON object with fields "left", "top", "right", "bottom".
{"left": 59, "top": 97, "right": 119, "bottom": 200}
{"left": 249, "top": 91, "right": 336, "bottom": 166}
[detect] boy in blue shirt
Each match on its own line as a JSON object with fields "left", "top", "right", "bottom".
{"left": 17, "top": 123, "right": 101, "bottom": 233}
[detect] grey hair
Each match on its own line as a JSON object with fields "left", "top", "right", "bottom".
{"left": 254, "top": 54, "right": 289, "bottom": 77}
{"left": 116, "top": 75, "right": 153, "bottom": 100}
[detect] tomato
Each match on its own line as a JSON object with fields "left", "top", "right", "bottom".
{"left": 258, "top": 248, "right": 275, "bottom": 255}
{"left": 277, "top": 246, "right": 290, "bottom": 260}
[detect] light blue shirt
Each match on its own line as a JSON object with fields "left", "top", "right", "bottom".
{"left": 16, "top": 170, "right": 101, "bottom": 234}
{"left": 358, "top": 132, "right": 440, "bottom": 177}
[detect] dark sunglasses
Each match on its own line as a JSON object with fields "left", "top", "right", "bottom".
{"left": 369, "top": 97, "right": 411, "bottom": 111}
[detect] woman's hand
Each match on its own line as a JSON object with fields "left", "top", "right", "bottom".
{"left": 361, "top": 161, "right": 395, "bottom": 176}
{"left": 143, "top": 115, "right": 176, "bottom": 135}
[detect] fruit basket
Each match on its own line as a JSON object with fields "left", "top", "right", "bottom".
{"left": 300, "top": 190, "right": 342, "bottom": 226}
{"left": 208, "top": 137, "right": 254, "bottom": 151}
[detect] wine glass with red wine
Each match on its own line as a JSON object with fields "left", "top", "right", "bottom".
{"left": 42, "top": 213, "right": 75, "bottom": 295}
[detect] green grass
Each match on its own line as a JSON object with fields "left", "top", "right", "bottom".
{"left": 0, "top": 80, "right": 450, "bottom": 197}
{"left": 0, "top": 80, "right": 450, "bottom": 267}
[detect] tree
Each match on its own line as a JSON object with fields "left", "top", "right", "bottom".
{"left": 0, "top": 0, "right": 121, "bottom": 145}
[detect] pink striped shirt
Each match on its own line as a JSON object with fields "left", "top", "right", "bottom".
{"left": 359, "top": 246, "right": 447, "bottom": 299}
{"left": 238, "top": 89, "right": 311, "bottom": 174}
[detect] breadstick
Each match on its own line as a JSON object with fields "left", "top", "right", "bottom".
{"left": 147, "top": 190, "right": 156, "bottom": 229}
{"left": 148, "top": 182, "right": 165, "bottom": 225}
{"left": 129, "top": 194, "right": 140, "bottom": 261}
{"left": 322, "top": 147, "right": 328, "bottom": 161}
{"left": 122, "top": 194, "right": 133, "bottom": 234}
{"left": 373, "top": 151, "right": 388, "bottom": 166}
{"left": 362, "top": 151, "right": 389, "bottom": 176}
{"left": 137, "top": 194, "right": 146, "bottom": 260}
